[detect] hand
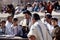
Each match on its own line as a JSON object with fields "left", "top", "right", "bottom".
{"left": 28, "top": 35, "right": 36, "bottom": 40}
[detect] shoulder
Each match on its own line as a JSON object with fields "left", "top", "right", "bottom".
{"left": 10, "top": 24, "right": 14, "bottom": 29}
{"left": 20, "top": 19, "right": 26, "bottom": 25}
{"left": 5, "top": 21, "right": 8, "bottom": 25}
{"left": 30, "top": 21, "right": 39, "bottom": 30}
{"left": 17, "top": 25, "right": 22, "bottom": 29}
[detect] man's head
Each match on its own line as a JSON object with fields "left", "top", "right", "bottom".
{"left": 7, "top": 16, "right": 13, "bottom": 22}
{"left": 45, "top": 14, "right": 52, "bottom": 24}
{"left": 23, "top": 10, "right": 32, "bottom": 19}
{"left": 1, "top": 20, "right": 6, "bottom": 27}
{"left": 51, "top": 18, "right": 58, "bottom": 26}
{"left": 32, "top": 13, "right": 40, "bottom": 24}
{"left": 13, "top": 18, "right": 18, "bottom": 25}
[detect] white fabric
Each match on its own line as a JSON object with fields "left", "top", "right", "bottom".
{"left": 9, "top": 24, "right": 23, "bottom": 36}
{"left": 15, "top": 6, "right": 21, "bottom": 14}
{"left": 5, "top": 21, "right": 12, "bottom": 35}
{"left": 27, "top": 7, "right": 33, "bottom": 12}
{"left": 41, "top": 17, "right": 45, "bottom": 24}
{"left": 27, "top": 20, "right": 52, "bottom": 40}
{"left": 11, "top": 24, "right": 18, "bottom": 35}
{"left": 41, "top": 17, "right": 54, "bottom": 34}
{"left": 20, "top": 19, "right": 32, "bottom": 29}
{"left": 44, "top": 21, "right": 54, "bottom": 34}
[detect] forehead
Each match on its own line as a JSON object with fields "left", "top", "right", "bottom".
{"left": 24, "top": 13, "right": 29, "bottom": 15}
{"left": 9, "top": 17, "right": 12, "bottom": 18}
{"left": 24, "top": 13, "right": 30, "bottom": 16}
{"left": 13, "top": 21, "right": 18, "bottom": 22}
{"left": 51, "top": 20, "right": 57, "bottom": 22}
{"left": 8, "top": 17, "right": 12, "bottom": 20}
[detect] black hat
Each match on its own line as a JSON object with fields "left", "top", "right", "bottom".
{"left": 23, "top": 10, "right": 32, "bottom": 16}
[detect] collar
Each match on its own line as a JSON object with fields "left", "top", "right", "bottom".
{"left": 54, "top": 25, "right": 59, "bottom": 28}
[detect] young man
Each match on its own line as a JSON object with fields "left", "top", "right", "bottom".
{"left": 51, "top": 18, "right": 60, "bottom": 39}
{"left": 27, "top": 13, "right": 52, "bottom": 40}
{"left": 44, "top": 13, "right": 54, "bottom": 34}
{"left": 5, "top": 16, "right": 13, "bottom": 35}
{"left": 11, "top": 18, "right": 23, "bottom": 36}
{"left": 51, "top": 18, "right": 59, "bottom": 28}
{"left": 20, "top": 10, "right": 32, "bottom": 29}
{"left": 1, "top": 20, "right": 6, "bottom": 34}
{"left": 0, "top": 20, "right": 6, "bottom": 35}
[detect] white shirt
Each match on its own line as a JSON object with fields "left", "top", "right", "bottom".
{"left": 41, "top": 17, "right": 45, "bottom": 24}
{"left": 41, "top": 17, "right": 54, "bottom": 34}
{"left": 10, "top": 24, "right": 23, "bottom": 36}
{"left": 20, "top": 18, "right": 32, "bottom": 29}
{"left": 5, "top": 21, "right": 12, "bottom": 35}
{"left": 27, "top": 7, "right": 33, "bottom": 12}
{"left": 27, "top": 20, "right": 52, "bottom": 40}
{"left": 44, "top": 21, "right": 54, "bottom": 34}
{"left": 15, "top": 6, "right": 21, "bottom": 14}
{"left": 11, "top": 25, "right": 18, "bottom": 35}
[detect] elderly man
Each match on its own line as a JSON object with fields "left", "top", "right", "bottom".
{"left": 27, "top": 13, "right": 52, "bottom": 40}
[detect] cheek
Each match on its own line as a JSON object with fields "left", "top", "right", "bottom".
{"left": 32, "top": 19, "right": 35, "bottom": 24}
{"left": 25, "top": 15, "right": 28, "bottom": 18}
{"left": 51, "top": 22, "right": 55, "bottom": 25}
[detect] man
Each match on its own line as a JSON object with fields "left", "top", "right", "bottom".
{"left": 41, "top": 13, "right": 54, "bottom": 34}
{"left": 6, "top": 4, "right": 15, "bottom": 17}
{"left": 20, "top": 10, "right": 32, "bottom": 29}
{"left": 15, "top": 5, "right": 21, "bottom": 14}
{"left": 51, "top": 18, "right": 60, "bottom": 39}
{"left": 41, "top": 13, "right": 51, "bottom": 24}
{"left": 1, "top": 20, "right": 6, "bottom": 34}
{"left": 11, "top": 18, "right": 23, "bottom": 36}
{"left": 19, "top": 10, "right": 32, "bottom": 38}
{"left": 27, "top": 13, "right": 52, "bottom": 40}
{"left": 46, "top": 2, "right": 54, "bottom": 14}
{"left": 44, "top": 13, "right": 54, "bottom": 34}
{"left": 0, "top": 20, "right": 6, "bottom": 35}
{"left": 5, "top": 16, "right": 13, "bottom": 35}
{"left": 51, "top": 18, "right": 59, "bottom": 28}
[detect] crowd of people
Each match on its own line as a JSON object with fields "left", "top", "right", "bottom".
{"left": 0, "top": 10, "right": 60, "bottom": 40}
{"left": 1, "top": 1, "right": 60, "bottom": 15}
{"left": 0, "top": 0, "right": 60, "bottom": 40}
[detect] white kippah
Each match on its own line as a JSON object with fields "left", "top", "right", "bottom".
{"left": 45, "top": 13, "right": 50, "bottom": 15}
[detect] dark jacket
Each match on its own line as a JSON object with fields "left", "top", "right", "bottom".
{"left": 52, "top": 25, "right": 59, "bottom": 39}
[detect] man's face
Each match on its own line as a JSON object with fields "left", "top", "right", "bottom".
{"left": 45, "top": 16, "right": 49, "bottom": 21}
{"left": 45, "top": 16, "right": 52, "bottom": 22}
{"left": 8, "top": 17, "right": 13, "bottom": 22}
{"left": 51, "top": 20, "right": 58, "bottom": 26}
{"left": 25, "top": 13, "right": 30, "bottom": 19}
{"left": 1, "top": 22, "right": 6, "bottom": 27}
{"left": 6, "top": 7, "right": 11, "bottom": 13}
{"left": 13, "top": 21, "right": 18, "bottom": 25}
{"left": 32, "top": 18, "right": 36, "bottom": 24}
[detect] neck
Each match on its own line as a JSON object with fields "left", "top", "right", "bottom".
{"left": 8, "top": 21, "right": 12, "bottom": 23}
{"left": 1, "top": 25, "right": 5, "bottom": 28}
{"left": 47, "top": 21, "right": 51, "bottom": 24}
{"left": 54, "top": 25, "right": 58, "bottom": 28}
{"left": 14, "top": 24, "right": 18, "bottom": 26}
